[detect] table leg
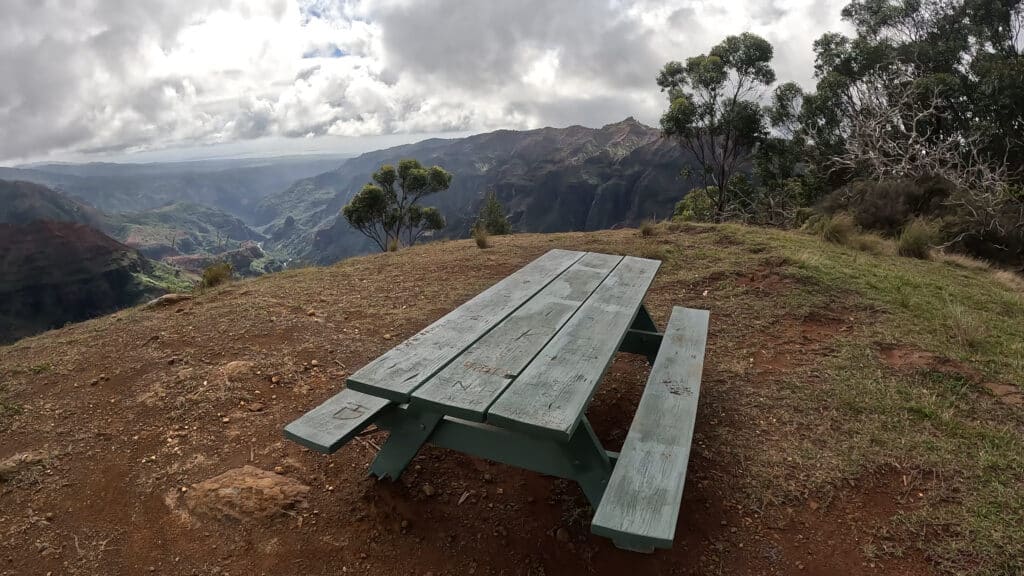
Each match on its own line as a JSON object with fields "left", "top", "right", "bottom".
{"left": 563, "top": 417, "right": 614, "bottom": 507}
{"left": 368, "top": 408, "right": 442, "bottom": 480}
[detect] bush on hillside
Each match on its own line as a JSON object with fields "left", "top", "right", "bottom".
{"left": 472, "top": 224, "right": 490, "bottom": 249}
{"left": 897, "top": 219, "right": 937, "bottom": 259}
{"left": 639, "top": 220, "right": 657, "bottom": 237}
{"left": 821, "top": 178, "right": 953, "bottom": 236}
{"left": 200, "top": 262, "right": 233, "bottom": 289}
{"left": 819, "top": 213, "right": 856, "bottom": 245}
{"left": 673, "top": 187, "right": 716, "bottom": 222}
{"left": 477, "top": 191, "right": 512, "bottom": 235}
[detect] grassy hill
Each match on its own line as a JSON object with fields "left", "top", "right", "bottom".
{"left": 0, "top": 225, "right": 1021, "bottom": 575}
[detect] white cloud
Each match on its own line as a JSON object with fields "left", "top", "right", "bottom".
{"left": 0, "top": 0, "right": 852, "bottom": 163}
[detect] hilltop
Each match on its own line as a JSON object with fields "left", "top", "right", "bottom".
{"left": 1, "top": 225, "right": 1022, "bottom": 575}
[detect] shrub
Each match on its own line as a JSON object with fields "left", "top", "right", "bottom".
{"left": 472, "top": 224, "right": 490, "bottom": 249}
{"left": 200, "top": 262, "right": 233, "bottom": 289}
{"left": 477, "top": 191, "right": 512, "bottom": 235}
{"left": 820, "top": 213, "right": 856, "bottom": 245}
{"left": 897, "top": 219, "right": 937, "bottom": 259}
{"left": 673, "top": 187, "right": 716, "bottom": 222}
{"left": 638, "top": 220, "right": 657, "bottom": 237}
{"left": 387, "top": 237, "right": 400, "bottom": 252}
{"left": 822, "top": 178, "right": 953, "bottom": 235}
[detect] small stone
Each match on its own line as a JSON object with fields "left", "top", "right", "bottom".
{"left": 221, "top": 417, "right": 230, "bottom": 424}
{"left": 310, "top": 360, "right": 320, "bottom": 367}
{"left": 555, "top": 527, "right": 570, "bottom": 543}
{"left": 307, "top": 310, "right": 317, "bottom": 317}
{"left": 383, "top": 334, "right": 393, "bottom": 340}
{"left": 400, "top": 519, "right": 410, "bottom": 529}
{"left": 273, "top": 466, "right": 285, "bottom": 474}
{"left": 246, "top": 402, "right": 265, "bottom": 413}
{"left": 458, "top": 491, "right": 470, "bottom": 505}
{"left": 98, "top": 374, "right": 108, "bottom": 381}
{"left": 89, "top": 379, "right": 99, "bottom": 386}
{"left": 271, "top": 375, "right": 281, "bottom": 384}
{"left": 421, "top": 484, "right": 435, "bottom": 497}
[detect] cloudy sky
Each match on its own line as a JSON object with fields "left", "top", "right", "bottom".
{"left": 0, "top": 0, "right": 851, "bottom": 164}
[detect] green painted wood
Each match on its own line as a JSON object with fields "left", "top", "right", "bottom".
{"left": 486, "top": 256, "right": 661, "bottom": 440}
{"left": 619, "top": 329, "right": 663, "bottom": 361}
{"left": 368, "top": 408, "right": 443, "bottom": 480}
{"left": 283, "top": 388, "right": 391, "bottom": 454}
{"left": 397, "top": 410, "right": 612, "bottom": 507}
{"left": 591, "top": 306, "right": 710, "bottom": 551}
{"left": 346, "top": 249, "right": 585, "bottom": 402}
{"left": 632, "top": 303, "right": 659, "bottom": 332}
{"left": 409, "top": 252, "right": 622, "bottom": 420}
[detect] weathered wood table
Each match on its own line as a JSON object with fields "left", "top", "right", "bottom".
{"left": 285, "top": 249, "right": 710, "bottom": 552}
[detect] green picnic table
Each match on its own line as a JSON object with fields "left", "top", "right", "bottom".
{"left": 284, "top": 249, "right": 710, "bottom": 552}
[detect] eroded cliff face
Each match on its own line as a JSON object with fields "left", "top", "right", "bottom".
{"left": 0, "top": 221, "right": 158, "bottom": 342}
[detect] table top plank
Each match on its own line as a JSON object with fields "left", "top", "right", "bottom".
{"left": 346, "top": 249, "right": 586, "bottom": 402}
{"left": 486, "top": 256, "right": 661, "bottom": 440}
{"left": 409, "top": 252, "right": 623, "bottom": 420}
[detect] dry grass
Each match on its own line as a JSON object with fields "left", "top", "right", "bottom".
{"left": 896, "top": 219, "right": 936, "bottom": 259}
{"left": 638, "top": 219, "right": 657, "bottom": 237}
{"left": 472, "top": 225, "right": 490, "bottom": 249}
{"left": 934, "top": 251, "right": 992, "bottom": 271}
{"left": 820, "top": 213, "right": 856, "bottom": 245}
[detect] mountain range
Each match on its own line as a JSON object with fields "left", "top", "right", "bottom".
{"left": 257, "top": 117, "right": 692, "bottom": 263}
{"left": 0, "top": 118, "right": 695, "bottom": 341}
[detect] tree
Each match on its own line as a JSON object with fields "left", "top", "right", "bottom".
{"left": 341, "top": 159, "right": 452, "bottom": 251}
{"left": 657, "top": 33, "right": 775, "bottom": 220}
{"left": 476, "top": 191, "right": 512, "bottom": 235}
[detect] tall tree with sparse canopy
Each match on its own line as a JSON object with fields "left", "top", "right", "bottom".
{"left": 342, "top": 159, "right": 452, "bottom": 251}
{"left": 476, "top": 191, "right": 512, "bottom": 235}
{"left": 658, "top": 33, "right": 775, "bottom": 219}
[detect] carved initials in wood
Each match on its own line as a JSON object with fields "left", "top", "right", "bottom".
{"left": 332, "top": 401, "right": 368, "bottom": 420}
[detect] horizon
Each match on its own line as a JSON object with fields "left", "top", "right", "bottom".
{"left": 4, "top": 116, "right": 655, "bottom": 168}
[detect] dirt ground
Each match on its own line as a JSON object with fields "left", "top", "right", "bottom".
{"left": 0, "top": 230, "right": 951, "bottom": 575}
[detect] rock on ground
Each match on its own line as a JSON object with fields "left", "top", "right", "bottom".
{"left": 0, "top": 450, "right": 51, "bottom": 482}
{"left": 221, "top": 360, "right": 256, "bottom": 381}
{"left": 183, "top": 465, "right": 309, "bottom": 523}
{"left": 143, "top": 293, "right": 193, "bottom": 309}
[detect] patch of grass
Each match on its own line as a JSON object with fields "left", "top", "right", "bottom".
{"left": 0, "top": 382, "right": 20, "bottom": 431}
{"left": 849, "top": 232, "right": 891, "bottom": 255}
{"left": 820, "top": 213, "right": 856, "bottom": 245}
{"left": 472, "top": 225, "right": 490, "bottom": 249}
{"left": 947, "top": 300, "right": 988, "bottom": 351}
{"left": 28, "top": 362, "right": 52, "bottom": 374}
{"left": 200, "top": 262, "right": 233, "bottom": 289}
{"left": 387, "top": 237, "right": 400, "bottom": 252}
{"left": 638, "top": 219, "right": 657, "bottom": 237}
{"left": 897, "top": 219, "right": 936, "bottom": 259}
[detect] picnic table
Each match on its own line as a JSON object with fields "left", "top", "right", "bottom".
{"left": 284, "top": 249, "right": 710, "bottom": 552}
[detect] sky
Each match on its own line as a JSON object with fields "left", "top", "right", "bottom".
{"left": 0, "top": 0, "right": 851, "bottom": 165}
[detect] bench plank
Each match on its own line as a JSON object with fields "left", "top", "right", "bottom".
{"left": 283, "top": 388, "right": 391, "bottom": 453}
{"left": 591, "top": 306, "right": 710, "bottom": 551}
{"left": 410, "top": 252, "right": 622, "bottom": 420}
{"left": 486, "top": 256, "right": 661, "bottom": 440}
{"left": 346, "top": 249, "right": 585, "bottom": 402}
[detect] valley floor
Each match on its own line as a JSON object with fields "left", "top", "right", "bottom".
{"left": 1, "top": 224, "right": 1022, "bottom": 575}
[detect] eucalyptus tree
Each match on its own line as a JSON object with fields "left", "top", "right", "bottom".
{"left": 342, "top": 159, "right": 451, "bottom": 251}
{"left": 657, "top": 33, "right": 775, "bottom": 219}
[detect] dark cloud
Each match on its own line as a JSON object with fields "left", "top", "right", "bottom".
{"left": 0, "top": 0, "right": 851, "bottom": 162}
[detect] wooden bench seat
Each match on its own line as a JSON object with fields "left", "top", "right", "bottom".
{"left": 591, "top": 306, "right": 710, "bottom": 552}
{"left": 283, "top": 389, "right": 391, "bottom": 453}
